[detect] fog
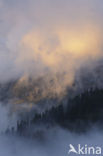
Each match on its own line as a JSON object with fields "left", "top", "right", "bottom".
{"left": 0, "top": 124, "right": 103, "bottom": 156}
{"left": 0, "top": 102, "right": 103, "bottom": 156}
{"left": 0, "top": 0, "right": 103, "bottom": 96}
{"left": 0, "top": 0, "right": 103, "bottom": 155}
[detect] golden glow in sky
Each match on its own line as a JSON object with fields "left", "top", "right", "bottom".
{"left": 20, "top": 25, "right": 101, "bottom": 70}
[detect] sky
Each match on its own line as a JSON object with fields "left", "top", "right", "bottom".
{"left": 0, "top": 0, "right": 103, "bottom": 81}
{"left": 0, "top": 0, "right": 103, "bottom": 98}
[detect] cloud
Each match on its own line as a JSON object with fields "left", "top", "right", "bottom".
{"left": 0, "top": 0, "right": 103, "bottom": 96}
{"left": 0, "top": 125, "right": 103, "bottom": 156}
{"left": 0, "top": 1, "right": 103, "bottom": 155}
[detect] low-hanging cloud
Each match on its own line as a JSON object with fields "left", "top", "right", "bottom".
{"left": 0, "top": 0, "right": 103, "bottom": 96}
{"left": 0, "top": 1, "right": 103, "bottom": 155}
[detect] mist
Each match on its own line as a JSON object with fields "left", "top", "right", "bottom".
{"left": 0, "top": 0, "right": 103, "bottom": 95}
{"left": 0, "top": 120, "right": 103, "bottom": 156}
{"left": 0, "top": 0, "right": 103, "bottom": 156}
